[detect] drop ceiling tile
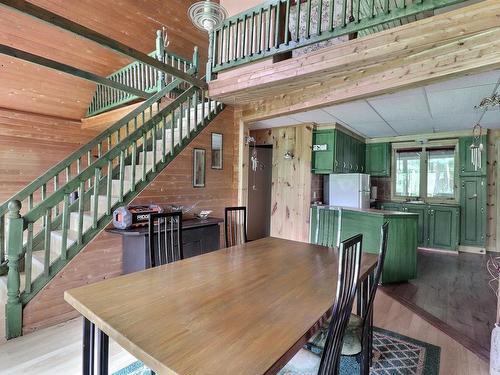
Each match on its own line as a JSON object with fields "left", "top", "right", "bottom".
{"left": 249, "top": 116, "right": 301, "bottom": 129}
{"left": 426, "top": 84, "right": 497, "bottom": 117}
{"left": 481, "top": 110, "right": 500, "bottom": 129}
{"left": 368, "top": 88, "right": 432, "bottom": 121}
{"left": 347, "top": 121, "right": 398, "bottom": 138}
{"left": 323, "top": 100, "right": 382, "bottom": 123}
{"left": 425, "top": 69, "right": 500, "bottom": 92}
{"left": 288, "top": 109, "right": 336, "bottom": 123}
{"left": 430, "top": 114, "right": 477, "bottom": 131}
{"left": 386, "top": 119, "right": 435, "bottom": 135}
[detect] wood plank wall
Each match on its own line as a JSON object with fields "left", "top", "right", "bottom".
{"left": 22, "top": 107, "right": 238, "bottom": 333}
{"left": 0, "top": 108, "right": 99, "bottom": 206}
{"left": 487, "top": 129, "right": 499, "bottom": 251}
{"left": 251, "top": 124, "right": 313, "bottom": 243}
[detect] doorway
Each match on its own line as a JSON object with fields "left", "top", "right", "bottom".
{"left": 247, "top": 145, "right": 272, "bottom": 241}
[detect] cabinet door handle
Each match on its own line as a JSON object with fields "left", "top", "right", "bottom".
{"left": 468, "top": 194, "right": 478, "bottom": 199}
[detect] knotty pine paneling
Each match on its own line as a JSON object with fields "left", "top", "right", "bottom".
{"left": 0, "top": 108, "right": 99, "bottom": 205}
{"left": 251, "top": 124, "right": 313, "bottom": 243}
{"left": 0, "top": 0, "right": 211, "bottom": 119}
{"left": 22, "top": 107, "right": 238, "bottom": 333}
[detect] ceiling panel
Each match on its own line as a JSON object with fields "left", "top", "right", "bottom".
{"left": 249, "top": 116, "right": 301, "bottom": 129}
{"left": 288, "top": 109, "right": 336, "bottom": 123}
{"left": 323, "top": 100, "right": 382, "bottom": 123}
{"left": 347, "top": 121, "right": 398, "bottom": 138}
{"left": 386, "top": 119, "right": 435, "bottom": 135}
{"left": 368, "top": 88, "right": 432, "bottom": 122}
{"left": 426, "top": 84, "right": 497, "bottom": 117}
{"left": 425, "top": 69, "right": 500, "bottom": 92}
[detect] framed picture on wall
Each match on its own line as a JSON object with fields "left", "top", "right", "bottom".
{"left": 211, "top": 133, "right": 223, "bottom": 170}
{"left": 193, "top": 148, "right": 206, "bottom": 188}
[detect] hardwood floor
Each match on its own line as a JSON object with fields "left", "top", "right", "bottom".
{"left": 0, "top": 292, "right": 488, "bottom": 374}
{"left": 381, "top": 249, "right": 496, "bottom": 362}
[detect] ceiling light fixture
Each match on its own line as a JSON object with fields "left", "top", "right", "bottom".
{"left": 188, "top": 0, "right": 227, "bottom": 32}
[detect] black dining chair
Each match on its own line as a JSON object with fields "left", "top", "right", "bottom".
{"left": 147, "top": 211, "right": 183, "bottom": 267}
{"left": 304, "top": 222, "right": 390, "bottom": 375}
{"left": 224, "top": 206, "right": 248, "bottom": 247}
{"left": 278, "top": 234, "right": 363, "bottom": 375}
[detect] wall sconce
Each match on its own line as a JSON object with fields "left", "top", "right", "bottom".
{"left": 284, "top": 151, "right": 294, "bottom": 160}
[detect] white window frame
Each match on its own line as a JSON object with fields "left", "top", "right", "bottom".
{"left": 391, "top": 139, "right": 459, "bottom": 204}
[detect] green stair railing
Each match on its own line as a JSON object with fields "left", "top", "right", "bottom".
{"left": 87, "top": 31, "right": 195, "bottom": 117}
{"left": 206, "top": 0, "right": 468, "bottom": 79}
{"left": 3, "top": 51, "right": 225, "bottom": 339}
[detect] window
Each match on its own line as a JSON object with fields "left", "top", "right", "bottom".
{"left": 393, "top": 143, "right": 457, "bottom": 201}
{"left": 427, "top": 148, "right": 455, "bottom": 198}
{"left": 395, "top": 150, "right": 421, "bottom": 198}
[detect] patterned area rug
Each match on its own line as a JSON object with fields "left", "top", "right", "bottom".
{"left": 113, "top": 327, "right": 440, "bottom": 375}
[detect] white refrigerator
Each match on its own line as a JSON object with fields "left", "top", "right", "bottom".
{"left": 324, "top": 173, "right": 371, "bottom": 208}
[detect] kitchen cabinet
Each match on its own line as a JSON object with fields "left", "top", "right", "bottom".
{"left": 378, "top": 202, "right": 459, "bottom": 250}
{"left": 459, "top": 135, "right": 488, "bottom": 176}
{"left": 366, "top": 143, "right": 391, "bottom": 177}
{"left": 311, "top": 128, "right": 366, "bottom": 174}
{"left": 460, "top": 176, "right": 487, "bottom": 247}
{"left": 428, "top": 205, "right": 460, "bottom": 250}
{"left": 310, "top": 205, "right": 417, "bottom": 283}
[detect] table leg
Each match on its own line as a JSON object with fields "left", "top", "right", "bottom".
{"left": 98, "top": 329, "right": 109, "bottom": 375}
{"left": 83, "top": 318, "right": 94, "bottom": 375}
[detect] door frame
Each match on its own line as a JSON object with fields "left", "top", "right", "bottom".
{"left": 497, "top": 138, "right": 500, "bottom": 252}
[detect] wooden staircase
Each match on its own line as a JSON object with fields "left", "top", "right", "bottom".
{"left": 0, "top": 57, "right": 223, "bottom": 339}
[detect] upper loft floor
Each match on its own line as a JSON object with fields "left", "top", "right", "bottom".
{"left": 208, "top": 0, "right": 498, "bottom": 122}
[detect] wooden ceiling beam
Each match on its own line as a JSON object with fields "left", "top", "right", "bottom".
{"left": 0, "top": 44, "right": 153, "bottom": 100}
{"left": 0, "top": 0, "right": 207, "bottom": 89}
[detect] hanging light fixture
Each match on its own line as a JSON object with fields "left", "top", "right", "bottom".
{"left": 188, "top": 0, "right": 227, "bottom": 32}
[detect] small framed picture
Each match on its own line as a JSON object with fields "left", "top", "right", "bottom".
{"left": 193, "top": 148, "right": 206, "bottom": 188}
{"left": 211, "top": 133, "right": 223, "bottom": 170}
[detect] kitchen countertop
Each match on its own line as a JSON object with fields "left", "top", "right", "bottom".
{"left": 312, "top": 204, "right": 418, "bottom": 217}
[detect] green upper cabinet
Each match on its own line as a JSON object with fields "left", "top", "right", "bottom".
{"left": 311, "top": 129, "right": 336, "bottom": 174}
{"left": 460, "top": 176, "right": 487, "bottom": 247}
{"left": 311, "top": 128, "right": 365, "bottom": 174}
{"left": 366, "top": 143, "right": 391, "bottom": 177}
{"left": 427, "top": 204, "right": 460, "bottom": 251}
{"left": 459, "top": 135, "right": 487, "bottom": 176}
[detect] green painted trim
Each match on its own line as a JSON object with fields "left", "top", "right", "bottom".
{"left": 213, "top": 0, "right": 467, "bottom": 72}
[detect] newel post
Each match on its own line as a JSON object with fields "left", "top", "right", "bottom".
{"left": 206, "top": 30, "right": 214, "bottom": 82}
{"left": 5, "top": 200, "right": 23, "bottom": 339}
{"left": 156, "top": 29, "right": 166, "bottom": 91}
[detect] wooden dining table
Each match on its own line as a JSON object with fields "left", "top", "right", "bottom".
{"left": 64, "top": 237, "right": 378, "bottom": 375}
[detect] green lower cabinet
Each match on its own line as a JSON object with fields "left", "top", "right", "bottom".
{"left": 460, "top": 176, "right": 487, "bottom": 247}
{"left": 379, "top": 202, "right": 459, "bottom": 251}
{"left": 403, "top": 204, "right": 427, "bottom": 247}
{"left": 427, "top": 205, "right": 460, "bottom": 251}
{"left": 310, "top": 206, "right": 418, "bottom": 283}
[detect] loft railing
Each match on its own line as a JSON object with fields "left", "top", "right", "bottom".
{"left": 87, "top": 31, "right": 196, "bottom": 117}
{"left": 4, "top": 72, "right": 224, "bottom": 338}
{"left": 206, "top": 0, "right": 468, "bottom": 79}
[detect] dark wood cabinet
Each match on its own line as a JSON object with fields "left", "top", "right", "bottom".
{"left": 107, "top": 218, "right": 223, "bottom": 274}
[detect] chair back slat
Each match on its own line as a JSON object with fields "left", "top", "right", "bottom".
{"left": 361, "top": 221, "right": 389, "bottom": 337}
{"left": 318, "top": 233, "right": 362, "bottom": 375}
{"left": 148, "top": 211, "right": 183, "bottom": 267}
{"left": 225, "top": 206, "right": 247, "bottom": 247}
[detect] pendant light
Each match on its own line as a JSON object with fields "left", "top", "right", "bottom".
{"left": 188, "top": 0, "right": 228, "bottom": 32}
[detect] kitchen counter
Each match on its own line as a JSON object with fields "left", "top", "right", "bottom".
{"left": 310, "top": 205, "right": 418, "bottom": 283}
{"left": 311, "top": 204, "right": 419, "bottom": 217}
